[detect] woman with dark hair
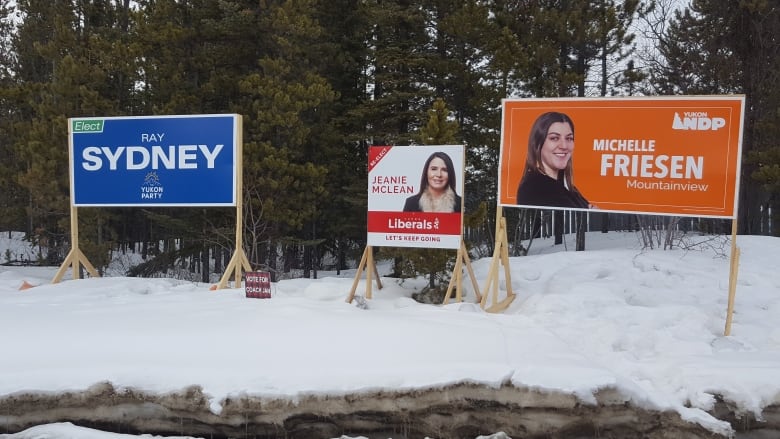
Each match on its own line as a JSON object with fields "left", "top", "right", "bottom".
{"left": 403, "top": 151, "right": 462, "bottom": 212}
{"left": 516, "top": 111, "right": 590, "bottom": 209}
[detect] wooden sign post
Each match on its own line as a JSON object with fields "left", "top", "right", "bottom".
{"left": 215, "top": 117, "right": 251, "bottom": 290}
{"left": 442, "top": 241, "right": 481, "bottom": 304}
{"left": 346, "top": 246, "right": 383, "bottom": 303}
{"left": 479, "top": 206, "right": 516, "bottom": 313}
{"left": 724, "top": 219, "right": 741, "bottom": 336}
{"left": 52, "top": 205, "right": 99, "bottom": 283}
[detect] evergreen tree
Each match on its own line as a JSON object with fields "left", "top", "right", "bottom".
{"left": 360, "top": 0, "right": 433, "bottom": 145}
{"left": 428, "top": 0, "right": 504, "bottom": 217}
{"left": 7, "top": 0, "right": 127, "bottom": 265}
{"left": 0, "top": 0, "right": 27, "bottom": 233}
{"left": 132, "top": 0, "right": 255, "bottom": 275}
{"left": 235, "top": 0, "right": 334, "bottom": 275}
{"left": 311, "top": 0, "right": 374, "bottom": 273}
{"left": 658, "top": 0, "right": 780, "bottom": 234}
{"left": 1, "top": 0, "right": 774, "bottom": 278}
{"left": 380, "top": 99, "right": 459, "bottom": 300}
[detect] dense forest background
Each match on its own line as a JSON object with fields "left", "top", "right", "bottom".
{"left": 0, "top": 0, "right": 777, "bottom": 283}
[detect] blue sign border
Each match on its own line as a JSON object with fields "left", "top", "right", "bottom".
{"left": 69, "top": 114, "right": 239, "bottom": 207}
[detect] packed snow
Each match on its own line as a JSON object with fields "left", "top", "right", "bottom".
{"left": 1, "top": 230, "right": 779, "bottom": 438}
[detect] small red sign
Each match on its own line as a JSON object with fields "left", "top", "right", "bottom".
{"left": 245, "top": 271, "right": 272, "bottom": 299}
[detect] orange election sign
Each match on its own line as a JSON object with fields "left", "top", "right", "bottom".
{"left": 498, "top": 96, "right": 745, "bottom": 218}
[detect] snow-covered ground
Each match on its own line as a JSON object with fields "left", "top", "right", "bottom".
{"left": 1, "top": 230, "right": 779, "bottom": 438}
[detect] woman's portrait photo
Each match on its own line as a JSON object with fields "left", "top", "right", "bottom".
{"left": 403, "top": 151, "right": 462, "bottom": 213}
{"left": 515, "top": 111, "right": 591, "bottom": 209}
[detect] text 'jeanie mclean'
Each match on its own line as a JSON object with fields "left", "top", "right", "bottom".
{"left": 81, "top": 145, "right": 224, "bottom": 171}
{"left": 371, "top": 175, "right": 414, "bottom": 194}
{"left": 372, "top": 185, "right": 414, "bottom": 194}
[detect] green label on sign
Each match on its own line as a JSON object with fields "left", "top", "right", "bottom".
{"left": 72, "top": 119, "right": 104, "bottom": 133}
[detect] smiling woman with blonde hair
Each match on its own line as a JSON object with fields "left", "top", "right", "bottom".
{"left": 403, "top": 151, "right": 462, "bottom": 212}
{"left": 516, "top": 111, "right": 591, "bottom": 209}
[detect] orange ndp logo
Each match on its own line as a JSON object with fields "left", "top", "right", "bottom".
{"left": 498, "top": 96, "right": 745, "bottom": 218}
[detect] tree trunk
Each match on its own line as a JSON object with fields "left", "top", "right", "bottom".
{"left": 201, "top": 247, "right": 209, "bottom": 283}
{"left": 303, "top": 244, "right": 311, "bottom": 279}
{"left": 213, "top": 245, "right": 222, "bottom": 273}
{"left": 575, "top": 212, "right": 586, "bottom": 251}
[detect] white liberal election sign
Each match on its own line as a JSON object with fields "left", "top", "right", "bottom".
{"left": 70, "top": 114, "right": 238, "bottom": 207}
{"left": 367, "top": 145, "right": 464, "bottom": 249}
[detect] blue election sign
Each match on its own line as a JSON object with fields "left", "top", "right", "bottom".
{"left": 69, "top": 114, "right": 239, "bottom": 207}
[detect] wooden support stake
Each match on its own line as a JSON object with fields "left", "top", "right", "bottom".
{"left": 346, "top": 246, "right": 382, "bottom": 303}
{"left": 55, "top": 119, "right": 100, "bottom": 284}
{"left": 461, "top": 244, "right": 481, "bottom": 303}
{"left": 217, "top": 116, "right": 251, "bottom": 290}
{"left": 443, "top": 241, "right": 481, "bottom": 304}
{"left": 372, "top": 255, "right": 383, "bottom": 291}
{"left": 724, "top": 219, "right": 741, "bottom": 336}
{"left": 443, "top": 246, "right": 463, "bottom": 304}
{"left": 479, "top": 206, "right": 516, "bottom": 313}
{"left": 53, "top": 205, "right": 99, "bottom": 284}
{"left": 366, "top": 246, "right": 374, "bottom": 299}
